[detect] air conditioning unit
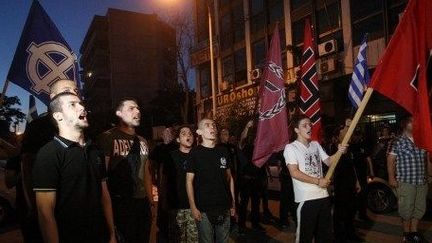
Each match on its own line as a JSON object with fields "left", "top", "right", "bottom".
{"left": 318, "top": 39, "right": 338, "bottom": 56}
{"left": 250, "top": 68, "right": 261, "bottom": 80}
{"left": 319, "top": 57, "right": 337, "bottom": 75}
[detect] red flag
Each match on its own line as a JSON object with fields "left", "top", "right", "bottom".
{"left": 299, "top": 19, "right": 322, "bottom": 141}
{"left": 252, "top": 24, "right": 290, "bottom": 167}
{"left": 369, "top": 0, "right": 432, "bottom": 152}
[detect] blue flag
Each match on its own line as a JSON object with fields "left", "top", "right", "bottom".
{"left": 348, "top": 35, "right": 370, "bottom": 108}
{"left": 7, "top": 1, "right": 79, "bottom": 105}
{"left": 26, "top": 95, "right": 38, "bottom": 123}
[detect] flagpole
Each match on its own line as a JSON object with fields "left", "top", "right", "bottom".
{"left": 0, "top": 79, "right": 10, "bottom": 107}
{"left": 325, "top": 87, "right": 374, "bottom": 180}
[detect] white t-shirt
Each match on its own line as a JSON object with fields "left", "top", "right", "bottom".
{"left": 283, "top": 140, "right": 330, "bottom": 202}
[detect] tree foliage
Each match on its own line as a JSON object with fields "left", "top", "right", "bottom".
{"left": 0, "top": 95, "right": 26, "bottom": 134}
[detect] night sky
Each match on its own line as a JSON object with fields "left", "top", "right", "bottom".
{"left": 0, "top": 0, "right": 190, "bottom": 132}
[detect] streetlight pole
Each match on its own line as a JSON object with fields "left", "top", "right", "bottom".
{"left": 208, "top": 4, "right": 216, "bottom": 119}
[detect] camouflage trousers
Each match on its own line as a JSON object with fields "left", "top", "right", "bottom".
{"left": 169, "top": 209, "right": 198, "bottom": 243}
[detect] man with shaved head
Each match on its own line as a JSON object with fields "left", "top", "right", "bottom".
{"left": 19, "top": 79, "right": 79, "bottom": 243}
{"left": 186, "top": 118, "right": 235, "bottom": 243}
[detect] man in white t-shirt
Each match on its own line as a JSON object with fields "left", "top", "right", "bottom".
{"left": 284, "top": 115, "right": 347, "bottom": 243}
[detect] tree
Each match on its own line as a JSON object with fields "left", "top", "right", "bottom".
{"left": 160, "top": 8, "right": 195, "bottom": 124}
{"left": 0, "top": 95, "right": 26, "bottom": 132}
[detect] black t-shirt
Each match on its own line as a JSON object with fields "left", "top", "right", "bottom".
{"left": 32, "top": 136, "right": 107, "bottom": 242}
{"left": 166, "top": 149, "right": 191, "bottom": 209}
{"left": 21, "top": 113, "right": 56, "bottom": 154}
{"left": 98, "top": 127, "right": 149, "bottom": 199}
{"left": 186, "top": 145, "right": 232, "bottom": 212}
{"left": 149, "top": 141, "right": 178, "bottom": 175}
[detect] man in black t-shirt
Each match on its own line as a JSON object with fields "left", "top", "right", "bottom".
{"left": 98, "top": 98, "right": 153, "bottom": 243}
{"left": 165, "top": 126, "right": 198, "bottom": 242}
{"left": 20, "top": 79, "right": 79, "bottom": 243}
{"left": 186, "top": 119, "right": 235, "bottom": 243}
{"left": 149, "top": 126, "right": 178, "bottom": 243}
{"left": 32, "top": 92, "right": 116, "bottom": 243}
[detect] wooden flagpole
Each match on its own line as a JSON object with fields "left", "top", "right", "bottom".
{"left": 325, "top": 87, "right": 374, "bottom": 180}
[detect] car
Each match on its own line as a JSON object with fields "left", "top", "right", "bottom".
{"left": 0, "top": 162, "right": 16, "bottom": 226}
{"left": 366, "top": 176, "right": 397, "bottom": 214}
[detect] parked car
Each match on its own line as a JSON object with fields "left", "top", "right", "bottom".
{"left": 0, "top": 161, "right": 16, "bottom": 226}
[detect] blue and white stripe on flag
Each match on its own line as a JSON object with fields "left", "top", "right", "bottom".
{"left": 26, "top": 95, "right": 38, "bottom": 123}
{"left": 348, "top": 35, "right": 370, "bottom": 108}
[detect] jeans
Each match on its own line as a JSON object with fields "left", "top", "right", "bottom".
{"left": 197, "top": 212, "right": 230, "bottom": 243}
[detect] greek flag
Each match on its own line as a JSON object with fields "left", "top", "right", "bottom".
{"left": 348, "top": 35, "right": 370, "bottom": 108}
{"left": 26, "top": 95, "right": 38, "bottom": 123}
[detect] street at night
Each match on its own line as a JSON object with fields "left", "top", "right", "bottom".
{"left": 1, "top": 0, "right": 432, "bottom": 243}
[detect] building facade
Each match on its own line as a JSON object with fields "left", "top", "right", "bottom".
{"left": 192, "top": 0, "right": 408, "bottom": 127}
{"left": 80, "top": 8, "right": 176, "bottom": 136}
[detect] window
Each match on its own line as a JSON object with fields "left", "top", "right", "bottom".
{"left": 388, "top": 1, "right": 408, "bottom": 35}
{"left": 316, "top": 2, "right": 340, "bottom": 35}
{"left": 292, "top": 17, "right": 308, "bottom": 46}
{"left": 222, "top": 56, "right": 234, "bottom": 85}
{"left": 232, "top": 4, "right": 245, "bottom": 43}
{"left": 250, "top": 0, "right": 264, "bottom": 15}
{"left": 234, "top": 48, "right": 247, "bottom": 85}
{"left": 291, "top": 0, "right": 309, "bottom": 10}
{"left": 253, "top": 39, "right": 266, "bottom": 67}
{"left": 350, "top": 0, "right": 383, "bottom": 22}
{"left": 352, "top": 14, "right": 384, "bottom": 45}
{"left": 199, "top": 64, "right": 211, "bottom": 98}
{"left": 351, "top": 0, "right": 384, "bottom": 46}
{"left": 196, "top": 0, "right": 209, "bottom": 42}
{"left": 250, "top": 0, "right": 266, "bottom": 33}
{"left": 269, "top": 0, "right": 284, "bottom": 23}
{"left": 220, "top": 13, "right": 233, "bottom": 50}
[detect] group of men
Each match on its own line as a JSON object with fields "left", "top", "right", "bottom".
{"left": 14, "top": 79, "right": 236, "bottom": 243}
{"left": 7, "top": 78, "right": 431, "bottom": 243}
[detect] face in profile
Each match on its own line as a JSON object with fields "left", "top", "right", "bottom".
{"left": 54, "top": 94, "right": 88, "bottom": 130}
{"left": 116, "top": 100, "right": 141, "bottom": 127}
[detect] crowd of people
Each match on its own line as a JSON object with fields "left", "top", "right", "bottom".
{"left": 0, "top": 79, "right": 430, "bottom": 243}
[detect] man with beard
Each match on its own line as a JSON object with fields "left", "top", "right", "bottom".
{"left": 186, "top": 119, "right": 235, "bottom": 243}
{"left": 20, "top": 79, "right": 79, "bottom": 243}
{"left": 98, "top": 98, "right": 154, "bottom": 243}
{"left": 33, "top": 92, "right": 116, "bottom": 243}
{"left": 166, "top": 126, "right": 198, "bottom": 242}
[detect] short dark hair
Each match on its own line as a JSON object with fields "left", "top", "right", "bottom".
{"left": 176, "top": 125, "right": 193, "bottom": 138}
{"left": 292, "top": 114, "right": 310, "bottom": 129}
{"left": 49, "top": 91, "right": 78, "bottom": 113}
{"left": 115, "top": 97, "right": 139, "bottom": 112}
{"left": 400, "top": 115, "right": 413, "bottom": 130}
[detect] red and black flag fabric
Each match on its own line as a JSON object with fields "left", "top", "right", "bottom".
{"left": 369, "top": 0, "right": 432, "bottom": 152}
{"left": 299, "top": 19, "right": 322, "bottom": 141}
{"left": 252, "top": 24, "right": 290, "bottom": 168}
